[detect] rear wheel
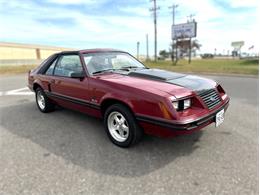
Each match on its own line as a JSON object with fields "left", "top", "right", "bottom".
{"left": 35, "top": 88, "right": 55, "bottom": 113}
{"left": 104, "top": 104, "right": 143, "bottom": 147}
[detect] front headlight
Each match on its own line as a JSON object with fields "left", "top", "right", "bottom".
{"left": 183, "top": 99, "right": 191, "bottom": 109}
{"left": 172, "top": 101, "right": 179, "bottom": 110}
{"left": 172, "top": 98, "right": 191, "bottom": 111}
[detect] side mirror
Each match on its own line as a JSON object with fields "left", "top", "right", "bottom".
{"left": 70, "top": 71, "right": 85, "bottom": 79}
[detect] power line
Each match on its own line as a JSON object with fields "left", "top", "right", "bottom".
{"left": 149, "top": 0, "right": 160, "bottom": 61}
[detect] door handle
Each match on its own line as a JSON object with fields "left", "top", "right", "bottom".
{"left": 50, "top": 79, "right": 55, "bottom": 84}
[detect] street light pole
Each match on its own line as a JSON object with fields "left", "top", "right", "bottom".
{"left": 169, "top": 4, "right": 178, "bottom": 63}
{"left": 150, "top": 0, "right": 160, "bottom": 61}
{"left": 187, "top": 14, "right": 195, "bottom": 23}
{"left": 146, "top": 34, "right": 149, "bottom": 60}
{"left": 137, "top": 41, "right": 140, "bottom": 60}
{"left": 169, "top": 4, "right": 178, "bottom": 25}
{"left": 187, "top": 14, "right": 195, "bottom": 64}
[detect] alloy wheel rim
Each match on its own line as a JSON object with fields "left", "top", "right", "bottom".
{"left": 107, "top": 111, "right": 129, "bottom": 142}
{"left": 37, "top": 91, "right": 45, "bottom": 110}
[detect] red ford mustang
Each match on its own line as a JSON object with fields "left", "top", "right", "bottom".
{"left": 28, "top": 49, "right": 230, "bottom": 147}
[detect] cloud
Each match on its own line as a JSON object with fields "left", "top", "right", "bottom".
{"left": 228, "top": 0, "right": 259, "bottom": 8}
{"left": 46, "top": 0, "right": 96, "bottom": 5}
{"left": 0, "top": 0, "right": 153, "bottom": 53}
{"left": 157, "top": 0, "right": 259, "bottom": 52}
{"left": 119, "top": 6, "right": 150, "bottom": 17}
{"left": 0, "top": 0, "right": 258, "bottom": 55}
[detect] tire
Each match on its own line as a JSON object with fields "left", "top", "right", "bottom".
{"left": 104, "top": 104, "right": 143, "bottom": 147}
{"left": 35, "top": 87, "right": 55, "bottom": 113}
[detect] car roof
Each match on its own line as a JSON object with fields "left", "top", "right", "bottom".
{"left": 58, "top": 48, "right": 126, "bottom": 55}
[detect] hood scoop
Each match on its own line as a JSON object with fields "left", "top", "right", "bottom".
{"left": 128, "top": 68, "right": 185, "bottom": 81}
{"left": 128, "top": 68, "right": 216, "bottom": 92}
{"left": 167, "top": 75, "right": 215, "bottom": 92}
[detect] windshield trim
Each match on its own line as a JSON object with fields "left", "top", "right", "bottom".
{"left": 82, "top": 51, "right": 147, "bottom": 76}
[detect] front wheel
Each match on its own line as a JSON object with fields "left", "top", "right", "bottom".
{"left": 35, "top": 88, "right": 55, "bottom": 113}
{"left": 104, "top": 104, "right": 143, "bottom": 147}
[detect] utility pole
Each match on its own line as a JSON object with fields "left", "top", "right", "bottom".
{"left": 169, "top": 4, "right": 178, "bottom": 26}
{"left": 146, "top": 34, "right": 149, "bottom": 60}
{"left": 150, "top": 0, "right": 160, "bottom": 61}
{"left": 189, "top": 37, "right": 192, "bottom": 64}
{"left": 187, "top": 14, "right": 195, "bottom": 64}
{"left": 169, "top": 4, "right": 178, "bottom": 63}
{"left": 137, "top": 41, "right": 140, "bottom": 60}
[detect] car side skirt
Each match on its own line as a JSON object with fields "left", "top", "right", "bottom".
{"left": 45, "top": 91, "right": 101, "bottom": 110}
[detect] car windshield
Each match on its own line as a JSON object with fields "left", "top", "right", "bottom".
{"left": 83, "top": 52, "right": 146, "bottom": 75}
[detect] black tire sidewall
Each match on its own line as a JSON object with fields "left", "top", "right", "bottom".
{"left": 35, "top": 88, "right": 54, "bottom": 113}
{"left": 104, "top": 104, "right": 138, "bottom": 147}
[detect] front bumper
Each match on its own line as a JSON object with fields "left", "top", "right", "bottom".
{"left": 136, "top": 99, "right": 230, "bottom": 131}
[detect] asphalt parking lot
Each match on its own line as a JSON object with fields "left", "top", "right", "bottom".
{"left": 0, "top": 73, "right": 258, "bottom": 195}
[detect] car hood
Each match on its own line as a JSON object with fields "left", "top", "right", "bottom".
{"left": 128, "top": 68, "right": 217, "bottom": 91}
{"left": 95, "top": 68, "right": 217, "bottom": 98}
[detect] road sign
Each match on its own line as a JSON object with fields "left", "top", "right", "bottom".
{"left": 231, "top": 41, "right": 244, "bottom": 50}
{"left": 172, "top": 22, "right": 197, "bottom": 40}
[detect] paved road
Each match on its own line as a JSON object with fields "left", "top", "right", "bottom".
{"left": 0, "top": 74, "right": 258, "bottom": 195}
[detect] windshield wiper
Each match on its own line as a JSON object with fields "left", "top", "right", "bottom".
{"left": 92, "top": 66, "right": 147, "bottom": 75}
{"left": 92, "top": 68, "right": 115, "bottom": 75}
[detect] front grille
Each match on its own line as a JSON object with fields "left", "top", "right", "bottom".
{"left": 198, "top": 88, "right": 221, "bottom": 110}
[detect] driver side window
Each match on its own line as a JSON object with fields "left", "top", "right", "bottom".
{"left": 54, "top": 55, "right": 83, "bottom": 77}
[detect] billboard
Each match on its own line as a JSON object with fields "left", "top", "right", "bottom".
{"left": 172, "top": 22, "right": 197, "bottom": 40}
{"left": 231, "top": 41, "right": 244, "bottom": 49}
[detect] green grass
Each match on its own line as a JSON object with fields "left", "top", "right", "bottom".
{"left": 144, "top": 59, "right": 259, "bottom": 75}
{"left": 0, "top": 59, "right": 258, "bottom": 75}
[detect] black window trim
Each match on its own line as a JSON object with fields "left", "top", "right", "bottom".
{"left": 45, "top": 58, "right": 58, "bottom": 76}
{"left": 42, "top": 53, "right": 87, "bottom": 78}
{"left": 38, "top": 54, "right": 59, "bottom": 74}
{"left": 81, "top": 51, "right": 147, "bottom": 76}
{"left": 53, "top": 53, "right": 86, "bottom": 78}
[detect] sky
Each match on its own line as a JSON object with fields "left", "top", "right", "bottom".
{"left": 0, "top": 0, "right": 258, "bottom": 56}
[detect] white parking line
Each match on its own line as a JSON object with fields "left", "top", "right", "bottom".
{"left": 0, "top": 87, "right": 34, "bottom": 96}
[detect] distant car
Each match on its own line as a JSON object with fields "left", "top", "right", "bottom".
{"left": 239, "top": 52, "right": 249, "bottom": 59}
{"left": 201, "top": 53, "right": 214, "bottom": 59}
{"left": 28, "top": 49, "right": 230, "bottom": 147}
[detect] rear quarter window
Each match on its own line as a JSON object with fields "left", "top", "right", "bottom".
{"left": 37, "top": 54, "right": 58, "bottom": 74}
{"left": 45, "top": 59, "right": 57, "bottom": 75}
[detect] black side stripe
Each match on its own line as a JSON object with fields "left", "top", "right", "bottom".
{"left": 45, "top": 91, "right": 100, "bottom": 110}
{"left": 136, "top": 115, "right": 189, "bottom": 130}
